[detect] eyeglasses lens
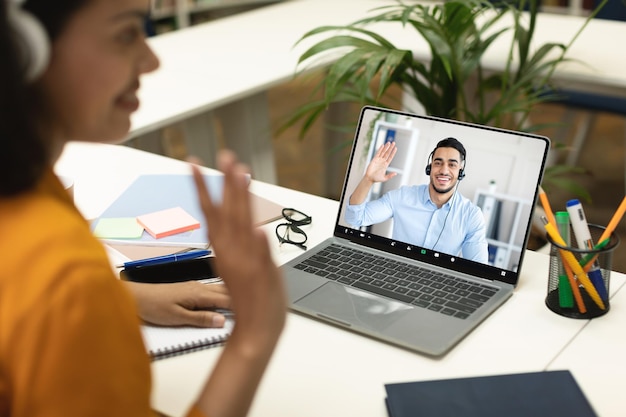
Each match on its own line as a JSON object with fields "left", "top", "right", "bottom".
{"left": 276, "top": 223, "right": 307, "bottom": 244}
{"left": 283, "top": 209, "right": 311, "bottom": 225}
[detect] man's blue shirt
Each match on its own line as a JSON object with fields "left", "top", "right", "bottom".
{"left": 344, "top": 184, "right": 488, "bottom": 263}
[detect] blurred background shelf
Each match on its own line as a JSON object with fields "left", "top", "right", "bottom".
{"left": 144, "top": 0, "right": 626, "bottom": 273}
{"left": 266, "top": 75, "right": 626, "bottom": 273}
{"left": 150, "top": 0, "right": 282, "bottom": 32}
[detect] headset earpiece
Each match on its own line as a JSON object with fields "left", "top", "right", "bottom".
{"left": 425, "top": 150, "right": 433, "bottom": 176}
{"left": 7, "top": 0, "right": 50, "bottom": 82}
{"left": 458, "top": 167, "right": 465, "bottom": 180}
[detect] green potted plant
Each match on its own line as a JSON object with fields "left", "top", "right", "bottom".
{"left": 280, "top": 0, "right": 606, "bottom": 201}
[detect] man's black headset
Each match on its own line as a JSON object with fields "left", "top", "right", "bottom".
{"left": 425, "top": 137, "right": 467, "bottom": 180}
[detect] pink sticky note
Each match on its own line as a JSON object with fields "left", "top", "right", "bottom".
{"left": 136, "top": 207, "right": 200, "bottom": 239}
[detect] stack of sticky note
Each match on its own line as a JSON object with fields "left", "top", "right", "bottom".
{"left": 93, "top": 206, "right": 200, "bottom": 240}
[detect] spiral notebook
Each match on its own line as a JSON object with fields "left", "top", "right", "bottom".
{"left": 141, "top": 317, "right": 234, "bottom": 360}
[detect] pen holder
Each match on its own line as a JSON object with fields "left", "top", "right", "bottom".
{"left": 545, "top": 224, "right": 620, "bottom": 319}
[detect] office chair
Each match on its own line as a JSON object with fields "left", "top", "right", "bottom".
{"left": 551, "top": 0, "right": 626, "bottom": 166}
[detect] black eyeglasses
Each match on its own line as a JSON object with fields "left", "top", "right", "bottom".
{"left": 275, "top": 208, "right": 312, "bottom": 251}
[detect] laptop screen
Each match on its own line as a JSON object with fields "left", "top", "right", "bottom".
{"left": 335, "top": 106, "right": 550, "bottom": 285}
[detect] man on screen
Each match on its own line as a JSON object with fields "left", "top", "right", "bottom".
{"left": 345, "top": 138, "right": 488, "bottom": 263}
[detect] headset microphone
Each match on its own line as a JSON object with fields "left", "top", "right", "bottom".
{"left": 426, "top": 138, "right": 467, "bottom": 251}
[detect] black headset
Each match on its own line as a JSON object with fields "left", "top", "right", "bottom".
{"left": 425, "top": 137, "right": 467, "bottom": 180}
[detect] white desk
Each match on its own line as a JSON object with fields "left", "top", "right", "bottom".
{"left": 56, "top": 142, "right": 626, "bottom": 417}
{"left": 548, "top": 283, "right": 626, "bottom": 417}
{"left": 133, "top": 0, "right": 626, "bottom": 185}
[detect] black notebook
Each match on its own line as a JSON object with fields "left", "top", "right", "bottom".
{"left": 385, "top": 370, "right": 597, "bottom": 417}
{"left": 141, "top": 318, "right": 233, "bottom": 360}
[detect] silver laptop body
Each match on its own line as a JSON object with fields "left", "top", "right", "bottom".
{"left": 281, "top": 106, "right": 550, "bottom": 356}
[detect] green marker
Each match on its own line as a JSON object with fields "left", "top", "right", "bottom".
{"left": 555, "top": 211, "right": 574, "bottom": 308}
{"left": 579, "top": 237, "right": 610, "bottom": 268}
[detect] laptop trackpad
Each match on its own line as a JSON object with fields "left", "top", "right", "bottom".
{"left": 295, "top": 282, "right": 413, "bottom": 332}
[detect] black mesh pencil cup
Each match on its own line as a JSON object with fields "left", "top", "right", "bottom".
{"left": 545, "top": 224, "right": 619, "bottom": 319}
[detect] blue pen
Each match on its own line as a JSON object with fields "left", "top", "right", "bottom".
{"left": 120, "top": 249, "right": 211, "bottom": 269}
{"left": 566, "top": 199, "right": 609, "bottom": 302}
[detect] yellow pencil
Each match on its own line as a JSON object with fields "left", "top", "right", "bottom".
{"left": 538, "top": 186, "right": 557, "bottom": 227}
{"left": 540, "top": 189, "right": 583, "bottom": 311}
{"left": 542, "top": 218, "right": 606, "bottom": 310}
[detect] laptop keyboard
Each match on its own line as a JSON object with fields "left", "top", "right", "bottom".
{"left": 294, "top": 244, "right": 500, "bottom": 320}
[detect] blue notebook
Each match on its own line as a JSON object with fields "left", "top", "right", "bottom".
{"left": 385, "top": 370, "right": 597, "bottom": 417}
{"left": 93, "top": 174, "right": 284, "bottom": 247}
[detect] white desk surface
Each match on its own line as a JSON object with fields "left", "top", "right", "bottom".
{"left": 548, "top": 283, "right": 626, "bottom": 417}
{"left": 55, "top": 142, "right": 626, "bottom": 417}
{"left": 133, "top": 0, "right": 626, "bottom": 137}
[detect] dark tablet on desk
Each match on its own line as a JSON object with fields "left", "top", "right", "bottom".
{"left": 384, "top": 370, "right": 597, "bottom": 417}
{"left": 120, "top": 257, "right": 219, "bottom": 284}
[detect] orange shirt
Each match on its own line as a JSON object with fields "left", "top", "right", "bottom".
{"left": 0, "top": 170, "right": 204, "bottom": 417}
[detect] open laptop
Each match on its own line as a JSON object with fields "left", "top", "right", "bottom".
{"left": 281, "top": 106, "right": 550, "bottom": 356}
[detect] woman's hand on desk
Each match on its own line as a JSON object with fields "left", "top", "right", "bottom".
{"left": 124, "top": 280, "right": 231, "bottom": 328}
